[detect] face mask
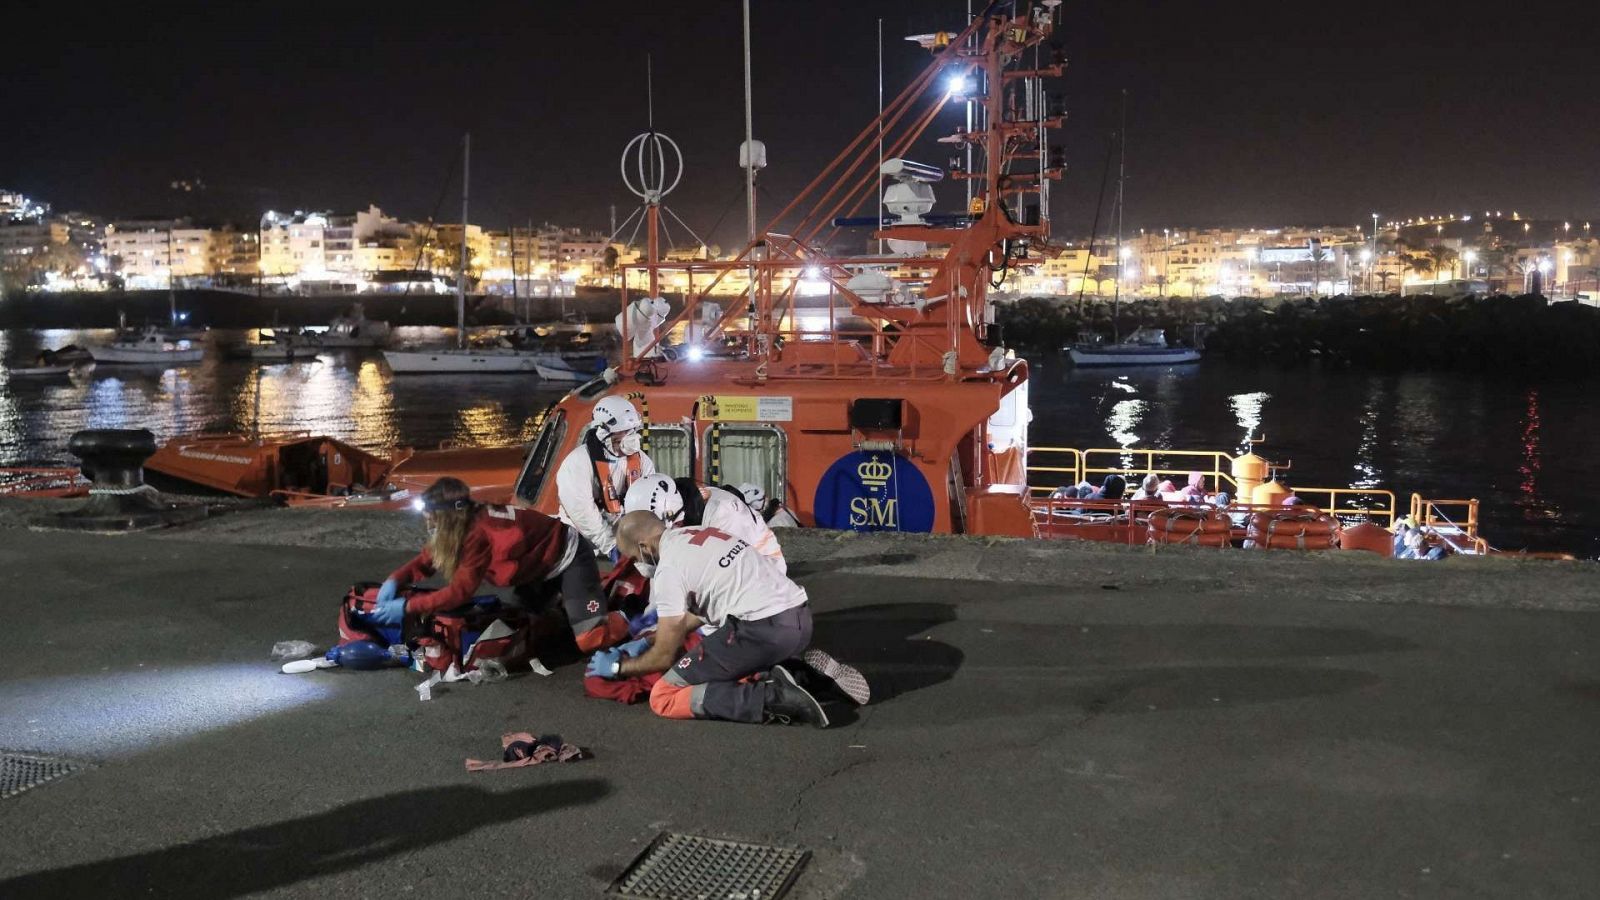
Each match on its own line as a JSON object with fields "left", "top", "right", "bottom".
{"left": 617, "top": 432, "right": 643, "bottom": 456}
{"left": 634, "top": 548, "right": 658, "bottom": 578}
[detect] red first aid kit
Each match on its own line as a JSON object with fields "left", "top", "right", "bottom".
{"left": 339, "top": 582, "right": 532, "bottom": 674}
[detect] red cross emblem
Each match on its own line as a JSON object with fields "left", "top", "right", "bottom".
{"left": 586, "top": 599, "right": 601, "bottom": 613}
{"left": 677, "top": 657, "right": 691, "bottom": 669}
{"left": 688, "top": 527, "right": 737, "bottom": 546}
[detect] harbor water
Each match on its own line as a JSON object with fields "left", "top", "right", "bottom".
{"left": 2, "top": 328, "right": 1593, "bottom": 558}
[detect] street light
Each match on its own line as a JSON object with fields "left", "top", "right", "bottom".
{"left": 1462, "top": 249, "right": 1476, "bottom": 280}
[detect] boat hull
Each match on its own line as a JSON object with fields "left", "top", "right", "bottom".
{"left": 92, "top": 347, "right": 206, "bottom": 364}
{"left": 1068, "top": 347, "right": 1201, "bottom": 367}
{"left": 383, "top": 349, "right": 539, "bottom": 374}
{"left": 8, "top": 365, "right": 77, "bottom": 377}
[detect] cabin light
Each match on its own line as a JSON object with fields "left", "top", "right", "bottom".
{"left": 803, "top": 265, "right": 822, "bottom": 279}
{"left": 687, "top": 345, "right": 705, "bottom": 362}
{"left": 946, "top": 74, "right": 972, "bottom": 96}
{"left": 410, "top": 498, "right": 427, "bottom": 512}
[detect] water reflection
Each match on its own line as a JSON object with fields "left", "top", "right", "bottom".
{"left": 1228, "top": 390, "right": 1269, "bottom": 451}
{"left": 1349, "top": 379, "right": 1384, "bottom": 490}
{"left": 1518, "top": 388, "right": 1557, "bottom": 522}
{"left": 0, "top": 329, "right": 569, "bottom": 462}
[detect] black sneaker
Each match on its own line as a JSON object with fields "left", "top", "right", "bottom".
{"left": 800, "top": 648, "right": 871, "bottom": 706}
{"left": 764, "top": 665, "right": 830, "bottom": 728}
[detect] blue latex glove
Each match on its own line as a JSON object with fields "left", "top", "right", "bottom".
{"left": 627, "top": 609, "right": 659, "bottom": 637}
{"left": 617, "top": 636, "right": 652, "bottom": 659}
{"left": 586, "top": 648, "right": 624, "bottom": 679}
{"left": 371, "top": 595, "right": 406, "bottom": 626}
{"left": 376, "top": 579, "right": 398, "bottom": 605}
{"left": 608, "top": 547, "right": 621, "bottom": 565}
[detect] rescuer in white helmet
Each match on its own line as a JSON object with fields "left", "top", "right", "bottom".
{"left": 556, "top": 395, "right": 656, "bottom": 560}
{"left": 735, "top": 481, "right": 801, "bottom": 528}
{"left": 623, "top": 474, "right": 786, "bottom": 575}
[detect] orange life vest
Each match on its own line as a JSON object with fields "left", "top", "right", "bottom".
{"left": 587, "top": 431, "right": 643, "bottom": 515}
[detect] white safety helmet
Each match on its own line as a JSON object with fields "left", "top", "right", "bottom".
{"left": 591, "top": 396, "right": 642, "bottom": 441}
{"left": 624, "top": 474, "right": 684, "bottom": 524}
{"left": 735, "top": 482, "right": 766, "bottom": 511}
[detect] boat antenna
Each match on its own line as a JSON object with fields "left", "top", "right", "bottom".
{"left": 876, "top": 16, "right": 884, "bottom": 256}
{"left": 740, "top": 0, "right": 762, "bottom": 341}
{"left": 458, "top": 132, "right": 470, "bottom": 350}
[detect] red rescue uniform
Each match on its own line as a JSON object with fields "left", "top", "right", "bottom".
{"left": 387, "top": 504, "right": 627, "bottom": 651}
{"left": 387, "top": 505, "right": 572, "bottom": 617}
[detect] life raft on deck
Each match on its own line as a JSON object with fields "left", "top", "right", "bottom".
{"left": 1146, "top": 507, "right": 1232, "bottom": 547}
{"left": 1338, "top": 521, "right": 1394, "bottom": 557}
{"left": 1248, "top": 510, "right": 1341, "bottom": 550}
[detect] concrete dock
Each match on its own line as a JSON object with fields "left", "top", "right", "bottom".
{"left": 1, "top": 505, "right": 1596, "bottom": 899}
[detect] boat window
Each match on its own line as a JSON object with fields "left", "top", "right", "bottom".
{"left": 514, "top": 408, "right": 567, "bottom": 505}
{"left": 704, "top": 425, "right": 787, "bottom": 501}
{"left": 647, "top": 426, "right": 692, "bottom": 480}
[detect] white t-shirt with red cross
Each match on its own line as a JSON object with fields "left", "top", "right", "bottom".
{"left": 698, "top": 485, "right": 787, "bottom": 575}
{"left": 650, "top": 525, "right": 807, "bottom": 629}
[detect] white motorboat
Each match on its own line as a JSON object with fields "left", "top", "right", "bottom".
{"left": 92, "top": 327, "right": 205, "bottom": 365}
{"left": 532, "top": 352, "right": 606, "bottom": 383}
{"left": 1067, "top": 327, "right": 1200, "bottom": 367}
{"left": 383, "top": 345, "right": 540, "bottom": 374}
{"left": 319, "top": 305, "right": 392, "bottom": 348}
{"left": 246, "top": 329, "right": 322, "bottom": 362}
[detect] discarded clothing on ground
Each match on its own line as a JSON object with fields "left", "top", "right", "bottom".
{"left": 465, "top": 731, "right": 587, "bottom": 772}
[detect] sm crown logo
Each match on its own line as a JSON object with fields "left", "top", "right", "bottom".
{"left": 857, "top": 457, "right": 894, "bottom": 490}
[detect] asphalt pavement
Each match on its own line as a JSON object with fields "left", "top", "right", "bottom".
{"left": 0, "top": 516, "right": 1596, "bottom": 899}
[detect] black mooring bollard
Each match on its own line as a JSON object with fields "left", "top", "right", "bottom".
{"left": 30, "top": 429, "right": 206, "bottom": 532}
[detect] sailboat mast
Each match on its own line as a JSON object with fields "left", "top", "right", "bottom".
{"left": 458, "top": 133, "right": 470, "bottom": 349}
{"left": 1113, "top": 90, "right": 1126, "bottom": 342}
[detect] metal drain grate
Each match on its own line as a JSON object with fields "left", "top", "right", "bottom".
{"left": 609, "top": 832, "right": 810, "bottom": 899}
{"left": 2, "top": 752, "right": 86, "bottom": 799}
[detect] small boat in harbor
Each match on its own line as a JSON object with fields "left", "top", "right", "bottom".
{"left": 92, "top": 327, "right": 205, "bottom": 365}
{"left": 318, "top": 304, "right": 392, "bottom": 349}
{"left": 533, "top": 355, "right": 603, "bottom": 383}
{"left": 7, "top": 348, "right": 92, "bottom": 378}
{"left": 1067, "top": 328, "right": 1201, "bottom": 367}
{"left": 7, "top": 364, "right": 76, "bottom": 378}
{"left": 245, "top": 329, "right": 322, "bottom": 362}
{"left": 383, "top": 135, "right": 543, "bottom": 376}
{"left": 383, "top": 341, "right": 541, "bottom": 374}
{"left": 140, "top": 432, "right": 523, "bottom": 508}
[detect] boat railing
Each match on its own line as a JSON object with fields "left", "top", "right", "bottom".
{"left": 1028, "top": 446, "right": 1238, "bottom": 495}
{"left": 0, "top": 467, "right": 90, "bottom": 498}
{"left": 1022, "top": 446, "right": 1083, "bottom": 493}
{"left": 1280, "top": 487, "right": 1397, "bottom": 527}
{"left": 1409, "top": 493, "right": 1483, "bottom": 545}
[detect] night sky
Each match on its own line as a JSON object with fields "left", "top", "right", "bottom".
{"left": 5, "top": 1, "right": 1595, "bottom": 247}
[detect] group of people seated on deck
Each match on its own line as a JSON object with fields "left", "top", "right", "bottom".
{"left": 1049, "top": 471, "right": 1231, "bottom": 509}
{"left": 1392, "top": 516, "right": 1453, "bottom": 560}
{"left": 363, "top": 397, "right": 862, "bottom": 729}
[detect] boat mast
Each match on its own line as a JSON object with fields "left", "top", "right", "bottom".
{"left": 167, "top": 225, "right": 177, "bottom": 329}
{"left": 1113, "top": 90, "right": 1126, "bottom": 343}
{"left": 456, "top": 133, "right": 470, "bottom": 349}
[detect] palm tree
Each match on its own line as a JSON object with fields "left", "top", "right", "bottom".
{"left": 602, "top": 245, "right": 620, "bottom": 287}
{"left": 1403, "top": 254, "right": 1433, "bottom": 280}
{"left": 1186, "top": 275, "right": 1202, "bottom": 298}
{"left": 1309, "top": 244, "right": 1328, "bottom": 296}
{"left": 1425, "top": 245, "right": 1458, "bottom": 280}
{"left": 1376, "top": 271, "right": 1397, "bottom": 293}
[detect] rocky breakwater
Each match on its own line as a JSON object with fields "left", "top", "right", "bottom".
{"left": 998, "top": 293, "right": 1600, "bottom": 374}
